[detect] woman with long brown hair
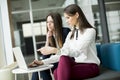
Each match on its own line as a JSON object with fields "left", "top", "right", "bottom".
{"left": 53, "top": 4, "right": 100, "bottom": 80}
{"left": 31, "top": 12, "right": 70, "bottom": 80}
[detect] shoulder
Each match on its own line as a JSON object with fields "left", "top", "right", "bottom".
{"left": 61, "top": 27, "right": 71, "bottom": 43}
{"left": 62, "top": 27, "right": 71, "bottom": 35}
{"left": 62, "top": 27, "right": 71, "bottom": 32}
{"left": 84, "top": 28, "right": 96, "bottom": 33}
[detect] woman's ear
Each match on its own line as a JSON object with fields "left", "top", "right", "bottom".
{"left": 76, "top": 12, "right": 79, "bottom": 18}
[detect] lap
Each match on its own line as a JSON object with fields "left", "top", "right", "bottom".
{"left": 71, "top": 63, "right": 100, "bottom": 79}
{"left": 59, "top": 56, "right": 100, "bottom": 79}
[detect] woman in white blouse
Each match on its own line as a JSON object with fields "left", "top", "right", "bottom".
{"left": 29, "top": 4, "right": 100, "bottom": 80}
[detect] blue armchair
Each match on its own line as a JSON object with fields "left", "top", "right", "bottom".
{"left": 100, "top": 43, "right": 120, "bottom": 71}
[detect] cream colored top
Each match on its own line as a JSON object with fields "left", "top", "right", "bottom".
{"left": 42, "top": 28, "right": 100, "bottom": 65}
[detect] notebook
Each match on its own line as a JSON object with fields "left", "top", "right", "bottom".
{"left": 12, "top": 47, "right": 49, "bottom": 70}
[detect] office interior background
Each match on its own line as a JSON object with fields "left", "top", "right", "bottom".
{"left": 0, "top": 0, "right": 120, "bottom": 79}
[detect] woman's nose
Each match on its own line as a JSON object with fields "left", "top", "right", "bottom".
{"left": 47, "top": 23, "right": 51, "bottom": 26}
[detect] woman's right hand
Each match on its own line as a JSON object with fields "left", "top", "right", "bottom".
{"left": 28, "top": 60, "right": 43, "bottom": 68}
{"left": 45, "top": 31, "right": 53, "bottom": 46}
{"left": 47, "top": 31, "right": 53, "bottom": 38}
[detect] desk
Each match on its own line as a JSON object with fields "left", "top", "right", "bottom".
{"left": 12, "top": 64, "right": 53, "bottom": 80}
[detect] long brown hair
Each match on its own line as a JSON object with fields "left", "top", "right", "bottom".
{"left": 64, "top": 4, "right": 96, "bottom": 39}
{"left": 46, "top": 12, "right": 63, "bottom": 48}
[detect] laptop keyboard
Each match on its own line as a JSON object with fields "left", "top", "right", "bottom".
{"left": 28, "top": 64, "right": 49, "bottom": 70}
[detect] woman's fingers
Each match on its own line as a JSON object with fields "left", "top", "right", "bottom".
{"left": 33, "top": 60, "right": 43, "bottom": 65}
{"left": 28, "top": 61, "right": 38, "bottom": 67}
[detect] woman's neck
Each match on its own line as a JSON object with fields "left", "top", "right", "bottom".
{"left": 75, "top": 22, "right": 79, "bottom": 29}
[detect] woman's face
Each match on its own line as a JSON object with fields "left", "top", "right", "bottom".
{"left": 46, "top": 16, "right": 54, "bottom": 31}
{"left": 64, "top": 12, "right": 78, "bottom": 27}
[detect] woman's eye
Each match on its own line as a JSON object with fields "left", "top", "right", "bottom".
{"left": 47, "top": 21, "right": 53, "bottom": 23}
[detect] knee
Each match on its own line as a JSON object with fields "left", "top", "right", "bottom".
{"left": 53, "top": 69, "right": 57, "bottom": 75}
{"left": 53, "top": 69, "right": 57, "bottom": 80}
{"left": 60, "top": 55, "right": 68, "bottom": 59}
{"left": 59, "top": 55, "right": 73, "bottom": 64}
{"left": 60, "top": 55, "right": 69, "bottom": 61}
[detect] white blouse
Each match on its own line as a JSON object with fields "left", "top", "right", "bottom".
{"left": 42, "top": 28, "right": 100, "bottom": 65}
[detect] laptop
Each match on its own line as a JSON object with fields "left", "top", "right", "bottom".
{"left": 12, "top": 47, "right": 50, "bottom": 70}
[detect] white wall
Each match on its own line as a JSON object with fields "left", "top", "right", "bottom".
{"left": 0, "top": 7, "right": 6, "bottom": 68}
{"left": 63, "top": 0, "right": 75, "bottom": 7}
{"left": 0, "top": 0, "right": 14, "bottom": 66}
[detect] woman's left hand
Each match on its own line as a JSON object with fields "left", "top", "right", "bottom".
{"left": 37, "top": 46, "right": 58, "bottom": 55}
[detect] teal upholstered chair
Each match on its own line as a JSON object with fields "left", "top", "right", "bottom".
{"left": 96, "top": 44, "right": 102, "bottom": 61}
{"left": 100, "top": 43, "right": 120, "bottom": 71}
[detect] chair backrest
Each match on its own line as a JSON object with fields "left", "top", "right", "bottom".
{"left": 100, "top": 43, "right": 120, "bottom": 71}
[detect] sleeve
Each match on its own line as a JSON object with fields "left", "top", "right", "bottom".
{"left": 42, "top": 54, "right": 60, "bottom": 64}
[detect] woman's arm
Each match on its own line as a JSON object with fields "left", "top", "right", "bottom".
{"left": 45, "top": 31, "right": 53, "bottom": 46}
{"left": 37, "top": 31, "right": 53, "bottom": 53}
{"left": 39, "top": 46, "right": 58, "bottom": 55}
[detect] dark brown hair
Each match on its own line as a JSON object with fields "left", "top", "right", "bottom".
{"left": 46, "top": 12, "right": 63, "bottom": 48}
{"left": 64, "top": 4, "right": 96, "bottom": 39}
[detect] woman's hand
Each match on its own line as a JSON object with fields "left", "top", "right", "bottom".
{"left": 28, "top": 60, "right": 43, "bottom": 68}
{"left": 45, "top": 31, "right": 53, "bottom": 46}
{"left": 47, "top": 31, "right": 53, "bottom": 38}
{"left": 37, "top": 46, "right": 58, "bottom": 55}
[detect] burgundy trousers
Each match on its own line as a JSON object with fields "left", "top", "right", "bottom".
{"left": 53, "top": 55, "right": 100, "bottom": 80}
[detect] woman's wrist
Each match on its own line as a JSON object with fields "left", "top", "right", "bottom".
{"left": 55, "top": 48, "right": 58, "bottom": 54}
{"left": 40, "top": 61, "right": 44, "bottom": 65}
{"left": 56, "top": 48, "right": 61, "bottom": 54}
